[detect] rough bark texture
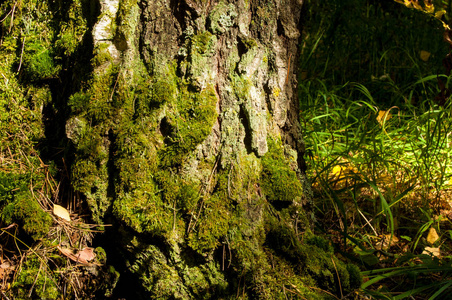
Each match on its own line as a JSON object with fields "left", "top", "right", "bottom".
{"left": 0, "top": 0, "right": 361, "bottom": 298}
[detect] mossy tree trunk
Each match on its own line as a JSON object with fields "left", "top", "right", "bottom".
{"left": 1, "top": 0, "right": 361, "bottom": 298}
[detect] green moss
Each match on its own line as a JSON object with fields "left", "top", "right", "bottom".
{"left": 160, "top": 84, "right": 218, "bottom": 166}
{"left": 265, "top": 212, "right": 362, "bottom": 297}
{"left": 91, "top": 43, "right": 114, "bottom": 68}
{"left": 23, "top": 42, "right": 60, "bottom": 81}
{"left": 151, "top": 79, "right": 177, "bottom": 106}
{"left": 12, "top": 255, "right": 60, "bottom": 300}
{"left": 54, "top": 0, "right": 88, "bottom": 56}
{"left": 71, "top": 157, "right": 109, "bottom": 223}
{"left": 1, "top": 191, "right": 52, "bottom": 240}
{"left": 113, "top": 128, "right": 174, "bottom": 234}
{"left": 114, "top": 187, "right": 173, "bottom": 234}
{"left": 261, "top": 138, "right": 304, "bottom": 203}
{"left": 188, "top": 194, "right": 231, "bottom": 253}
{"left": 68, "top": 92, "right": 90, "bottom": 114}
{"left": 241, "top": 38, "right": 258, "bottom": 50}
{"left": 191, "top": 31, "right": 217, "bottom": 56}
{"left": 128, "top": 244, "right": 190, "bottom": 298}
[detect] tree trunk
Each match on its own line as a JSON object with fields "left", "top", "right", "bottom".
{"left": 0, "top": 0, "right": 361, "bottom": 298}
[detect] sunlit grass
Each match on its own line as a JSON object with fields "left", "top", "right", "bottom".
{"left": 298, "top": 0, "right": 452, "bottom": 297}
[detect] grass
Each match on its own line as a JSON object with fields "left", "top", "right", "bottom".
{"left": 300, "top": 0, "right": 452, "bottom": 298}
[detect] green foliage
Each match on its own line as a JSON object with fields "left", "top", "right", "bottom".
{"left": 261, "top": 139, "right": 303, "bottom": 203}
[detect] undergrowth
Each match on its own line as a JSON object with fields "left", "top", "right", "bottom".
{"left": 301, "top": 0, "right": 452, "bottom": 298}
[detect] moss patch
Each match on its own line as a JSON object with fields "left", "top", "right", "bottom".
{"left": 261, "top": 138, "right": 304, "bottom": 204}
{"left": 160, "top": 84, "right": 218, "bottom": 167}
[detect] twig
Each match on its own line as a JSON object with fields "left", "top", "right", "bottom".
{"left": 1, "top": 291, "right": 11, "bottom": 300}
{"left": 308, "top": 286, "right": 341, "bottom": 300}
{"left": 331, "top": 256, "right": 343, "bottom": 299}
{"left": 357, "top": 207, "right": 378, "bottom": 236}
{"left": 0, "top": 72, "right": 8, "bottom": 87}
{"left": 17, "top": 35, "right": 25, "bottom": 73}
{"left": 0, "top": 5, "right": 13, "bottom": 23}
{"left": 187, "top": 146, "right": 222, "bottom": 234}
{"left": 2, "top": 2, "right": 18, "bottom": 32}
{"left": 28, "top": 261, "right": 43, "bottom": 298}
{"left": 109, "top": 69, "right": 122, "bottom": 102}
{"left": 285, "top": 53, "right": 292, "bottom": 85}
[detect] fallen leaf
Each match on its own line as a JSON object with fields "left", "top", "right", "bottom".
{"left": 435, "top": 10, "right": 446, "bottom": 18}
{"left": 422, "top": 246, "right": 440, "bottom": 257}
{"left": 58, "top": 246, "right": 96, "bottom": 265}
{"left": 331, "top": 165, "right": 343, "bottom": 177}
{"left": 424, "top": 2, "right": 434, "bottom": 14}
{"left": 53, "top": 204, "right": 71, "bottom": 221}
{"left": 427, "top": 227, "right": 439, "bottom": 245}
{"left": 375, "top": 234, "right": 399, "bottom": 250}
{"left": 376, "top": 110, "right": 392, "bottom": 125}
{"left": 77, "top": 247, "right": 96, "bottom": 262}
{"left": 0, "top": 262, "right": 10, "bottom": 269}
{"left": 420, "top": 50, "right": 431, "bottom": 62}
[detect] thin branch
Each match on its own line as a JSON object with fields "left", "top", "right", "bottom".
{"left": 17, "top": 35, "right": 25, "bottom": 73}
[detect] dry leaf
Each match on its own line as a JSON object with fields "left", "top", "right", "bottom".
{"left": 375, "top": 234, "right": 399, "bottom": 250}
{"left": 53, "top": 204, "right": 71, "bottom": 221}
{"left": 435, "top": 10, "right": 446, "bottom": 19}
{"left": 77, "top": 247, "right": 96, "bottom": 262}
{"left": 376, "top": 110, "right": 392, "bottom": 125}
{"left": 424, "top": 2, "right": 434, "bottom": 14}
{"left": 422, "top": 246, "right": 440, "bottom": 257}
{"left": 58, "top": 246, "right": 96, "bottom": 265}
{"left": 411, "top": 0, "right": 422, "bottom": 10}
{"left": 420, "top": 50, "right": 431, "bottom": 62}
{"left": 331, "top": 165, "right": 343, "bottom": 177}
{"left": 426, "top": 227, "right": 439, "bottom": 245}
{"left": 0, "top": 262, "right": 11, "bottom": 269}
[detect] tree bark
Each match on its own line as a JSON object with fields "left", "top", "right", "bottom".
{"left": 0, "top": 0, "right": 361, "bottom": 298}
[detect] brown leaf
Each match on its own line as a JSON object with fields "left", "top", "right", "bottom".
{"left": 77, "top": 247, "right": 96, "bottom": 262}
{"left": 58, "top": 246, "right": 96, "bottom": 265}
